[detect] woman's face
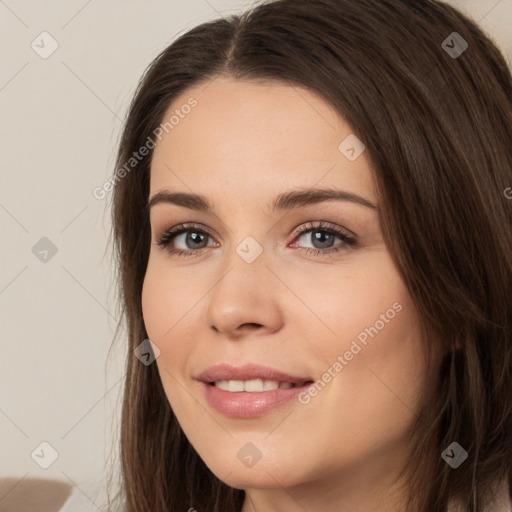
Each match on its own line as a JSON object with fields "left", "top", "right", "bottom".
{"left": 142, "top": 76, "right": 432, "bottom": 507}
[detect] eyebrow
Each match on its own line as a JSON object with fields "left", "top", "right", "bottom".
{"left": 146, "top": 188, "right": 377, "bottom": 213}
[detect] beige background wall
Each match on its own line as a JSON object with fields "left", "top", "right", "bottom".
{"left": 1, "top": 0, "right": 511, "bottom": 488}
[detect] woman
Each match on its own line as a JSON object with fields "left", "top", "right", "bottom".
{"left": 102, "top": 0, "right": 512, "bottom": 510}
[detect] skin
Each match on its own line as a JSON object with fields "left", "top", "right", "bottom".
{"left": 141, "top": 75, "right": 436, "bottom": 512}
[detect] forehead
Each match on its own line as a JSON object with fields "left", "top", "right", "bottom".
{"left": 149, "top": 77, "right": 375, "bottom": 206}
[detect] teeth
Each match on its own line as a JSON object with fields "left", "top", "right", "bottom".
{"left": 213, "top": 379, "right": 299, "bottom": 392}
{"left": 263, "top": 379, "right": 279, "bottom": 391}
{"left": 246, "top": 379, "right": 266, "bottom": 391}
{"left": 228, "top": 380, "right": 244, "bottom": 392}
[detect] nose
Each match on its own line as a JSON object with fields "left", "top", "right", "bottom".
{"left": 205, "top": 251, "right": 284, "bottom": 339}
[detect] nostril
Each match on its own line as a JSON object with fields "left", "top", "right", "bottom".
{"left": 242, "top": 323, "right": 263, "bottom": 329}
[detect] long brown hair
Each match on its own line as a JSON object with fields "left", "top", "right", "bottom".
{"left": 107, "top": 1, "right": 512, "bottom": 510}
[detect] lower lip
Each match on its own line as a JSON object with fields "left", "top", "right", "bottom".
{"left": 201, "top": 381, "right": 310, "bottom": 418}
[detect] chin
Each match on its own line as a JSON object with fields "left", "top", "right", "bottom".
{"left": 216, "top": 469, "right": 292, "bottom": 490}
{"left": 202, "top": 453, "right": 306, "bottom": 490}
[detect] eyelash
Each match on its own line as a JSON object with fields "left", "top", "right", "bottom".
{"left": 154, "top": 221, "right": 357, "bottom": 258}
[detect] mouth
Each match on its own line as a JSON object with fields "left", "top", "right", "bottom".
{"left": 197, "top": 363, "right": 314, "bottom": 389}
{"left": 201, "top": 378, "right": 316, "bottom": 418}
{"left": 207, "top": 379, "right": 315, "bottom": 392}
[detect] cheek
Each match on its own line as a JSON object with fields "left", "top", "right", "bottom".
{"left": 141, "top": 265, "right": 196, "bottom": 414}
{"left": 141, "top": 270, "right": 166, "bottom": 340}
{"left": 141, "top": 264, "right": 189, "bottom": 373}
{"left": 141, "top": 259, "right": 186, "bottom": 340}
{"left": 321, "top": 289, "right": 425, "bottom": 440}
{"left": 291, "top": 251, "right": 417, "bottom": 364}
{"left": 290, "top": 251, "right": 426, "bottom": 430}
{"left": 141, "top": 257, "right": 205, "bottom": 368}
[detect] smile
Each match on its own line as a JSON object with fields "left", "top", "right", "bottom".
{"left": 202, "top": 380, "right": 314, "bottom": 418}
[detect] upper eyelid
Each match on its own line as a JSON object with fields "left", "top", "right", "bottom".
{"left": 148, "top": 200, "right": 369, "bottom": 233}
{"left": 157, "top": 220, "right": 346, "bottom": 234}
{"left": 155, "top": 221, "right": 355, "bottom": 244}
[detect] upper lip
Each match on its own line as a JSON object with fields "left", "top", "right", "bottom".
{"left": 197, "top": 363, "right": 313, "bottom": 385}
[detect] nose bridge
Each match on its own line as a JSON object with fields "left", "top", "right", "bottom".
{"left": 234, "top": 233, "right": 266, "bottom": 265}
{"left": 204, "top": 231, "right": 283, "bottom": 336}
{"left": 216, "top": 201, "right": 273, "bottom": 266}
{"left": 214, "top": 231, "right": 270, "bottom": 300}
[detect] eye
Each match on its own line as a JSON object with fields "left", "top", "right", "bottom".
{"left": 154, "top": 223, "right": 216, "bottom": 257}
{"left": 290, "top": 221, "right": 357, "bottom": 257}
{"left": 154, "top": 221, "right": 357, "bottom": 258}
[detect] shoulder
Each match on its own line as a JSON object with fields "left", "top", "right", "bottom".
{"left": 58, "top": 484, "right": 95, "bottom": 512}
{"left": 0, "top": 477, "right": 73, "bottom": 512}
{"left": 58, "top": 477, "right": 122, "bottom": 512}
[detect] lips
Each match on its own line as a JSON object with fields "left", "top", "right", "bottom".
{"left": 196, "top": 363, "right": 313, "bottom": 386}
{"left": 197, "top": 363, "right": 315, "bottom": 418}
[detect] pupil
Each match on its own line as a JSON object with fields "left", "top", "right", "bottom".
{"left": 188, "top": 231, "right": 206, "bottom": 248}
{"left": 313, "top": 231, "right": 333, "bottom": 248}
